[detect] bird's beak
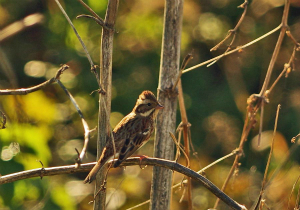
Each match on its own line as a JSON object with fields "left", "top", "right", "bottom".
{"left": 156, "top": 103, "right": 164, "bottom": 110}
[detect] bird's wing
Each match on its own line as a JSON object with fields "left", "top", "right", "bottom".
{"left": 113, "top": 115, "right": 150, "bottom": 167}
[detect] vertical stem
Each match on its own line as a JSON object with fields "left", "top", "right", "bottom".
{"left": 94, "top": 0, "right": 119, "bottom": 209}
{"left": 178, "top": 79, "right": 193, "bottom": 209}
{"left": 150, "top": 0, "right": 183, "bottom": 209}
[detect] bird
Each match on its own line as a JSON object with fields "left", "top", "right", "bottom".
{"left": 84, "top": 90, "right": 163, "bottom": 184}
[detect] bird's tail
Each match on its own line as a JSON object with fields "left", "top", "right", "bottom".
{"left": 84, "top": 147, "right": 109, "bottom": 184}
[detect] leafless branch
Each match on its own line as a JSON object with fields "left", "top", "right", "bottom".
{"left": 0, "top": 65, "right": 69, "bottom": 95}
{"left": 0, "top": 157, "right": 247, "bottom": 210}
{"left": 208, "top": 0, "right": 248, "bottom": 66}
{"left": 214, "top": 0, "right": 291, "bottom": 208}
{"left": 127, "top": 149, "right": 238, "bottom": 210}
{"left": 54, "top": 0, "right": 105, "bottom": 93}
{"left": 254, "top": 105, "right": 281, "bottom": 210}
{"left": 183, "top": 25, "right": 282, "bottom": 74}
{"left": 55, "top": 80, "right": 91, "bottom": 166}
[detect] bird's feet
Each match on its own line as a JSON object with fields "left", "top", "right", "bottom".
{"left": 134, "top": 155, "right": 148, "bottom": 169}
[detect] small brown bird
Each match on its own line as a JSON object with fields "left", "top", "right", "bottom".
{"left": 84, "top": 90, "right": 163, "bottom": 183}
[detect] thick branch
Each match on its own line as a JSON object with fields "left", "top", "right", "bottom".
{"left": 0, "top": 157, "right": 246, "bottom": 210}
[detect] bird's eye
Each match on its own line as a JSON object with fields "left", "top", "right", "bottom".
{"left": 147, "top": 103, "right": 151, "bottom": 106}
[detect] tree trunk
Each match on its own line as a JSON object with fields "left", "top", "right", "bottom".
{"left": 150, "top": 0, "right": 183, "bottom": 209}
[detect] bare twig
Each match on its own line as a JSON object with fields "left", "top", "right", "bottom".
{"left": 254, "top": 105, "right": 281, "bottom": 210}
{"left": 54, "top": 0, "right": 93, "bottom": 66}
{"left": 54, "top": 0, "right": 105, "bottom": 93}
{"left": 0, "top": 65, "right": 69, "bottom": 95}
{"left": 0, "top": 157, "right": 247, "bottom": 210}
{"left": 208, "top": 0, "right": 248, "bottom": 66}
{"left": 267, "top": 44, "right": 299, "bottom": 96}
{"left": 55, "top": 79, "right": 91, "bottom": 166}
{"left": 77, "top": 0, "right": 102, "bottom": 22}
{"left": 288, "top": 173, "right": 300, "bottom": 210}
{"left": 76, "top": 14, "right": 113, "bottom": 32}
{"left": 177, "top": 76, "right": 193, "bottom": 207}
{"left": 183, "top": 25, "right": 282, "bottom": 74}
{"left": 172, "top": 53, "right": 193, "bottom": 91}
{"left": 169, "top": 132, "right": 190, "bottom": 168}
{"left": 295, "top": 176, "right": 300, "bottom": 210}
{"left": 258, "top": 0, "right": 290, "bottom": 97}
{"left": 214, "top": 0, "right": 291, "bottom": 208}
{"left": 291, "top": 133, "right": 300, "bottom": 143}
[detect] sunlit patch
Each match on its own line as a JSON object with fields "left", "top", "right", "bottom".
{"left": 24, "top": 61, "right": 47, "bottom": 78}
{"left": 57, "top": 139, "right": 83, "bottom": 161}
{"left": 1, "top": 142, "right": 20, "bottom": 161}
{"left": 250, "top": 0, "right": 284, "bottom": 17}
{"left": 196, "top": 13, "right": 229, "bottom": 41}
{"left": 124, "top": 165, "right": 141, "bottom": 177}
{"left": 211, "top": 0, "right": 230, "bottom": 8}
{"left": 110, "top": 112, "right": 124, "bottom": 128}
{"left": 65, "top": 180, "right": 92, "bottom": 201}
{"left": 106, "top": 188, "right": 126, "bottom": 210}
{"left": 251, "top": 131, "right": 288, "bottom": 161}
{"left": 202, "top": 111, "right": 240, "bottom": 153}
{"left": 240, "top": 16, "right": 256, "bottom": 35}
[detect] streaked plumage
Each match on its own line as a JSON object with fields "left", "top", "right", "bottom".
{"left": 84, "top": 90, "right": 163, "bottom": 184}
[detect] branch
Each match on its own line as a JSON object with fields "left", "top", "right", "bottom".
{"left": 54, "top": 0, "right": 105, "bottom": 93}
{"left": 208, "top": 0, "right": 248, "bottom": 66}
{"left": 0, "top": 157, "right": 247, "bottom": 210}
{"left": 55, "top": 80, "right": 91, "bottom": 166}
{"left": 182, "top": 25, "right": 281, "bottom": 74}
{"left": 0, "top": 65, "right": 69, "bottom": 95}
{"left": 214, "top": 0, "right": 291, "bottom": 208}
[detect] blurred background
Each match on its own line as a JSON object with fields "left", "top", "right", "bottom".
{"left": 0, "top": 0, "right": 300, "bottom": 209}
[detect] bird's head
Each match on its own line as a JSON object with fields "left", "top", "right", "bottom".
{"left": 133, "top": 90, "right": 163, "bottom": 117}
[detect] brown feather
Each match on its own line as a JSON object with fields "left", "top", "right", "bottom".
{"left": 84, "top": 90, "right": 163, "bottom": 183}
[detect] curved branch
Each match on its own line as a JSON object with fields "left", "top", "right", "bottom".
{"left": 0, "top": 65, "right": 69, "bottom": 95}
{"left": 0, "top": 157, "right": 247, "bottom": 210}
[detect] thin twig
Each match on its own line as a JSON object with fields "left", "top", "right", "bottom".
{"left": 267, "top": 45, "right": 298, "bottom": 96}
{"left": 258, "top": 0, "right": 290, "bottom": 97}
{"left": 55, "top": 80, "right": 91, "bottom": 166}
{"left": 177, "top": 81, "right": 193, "bottom": 207}
{"left": 254, "top": 105, "right": 281, "bottom": 210}
{"left": 183, "top": 25, "right": 281, "bottom": 74}
{"left": 54, "top": 0, "right": 93, "bottom": 66}
{"left": 169, "top": 132, "right": 190, "bottom": 168}
{"left": 54, "top": 0, "right": 105, "bottom": 93}
{"left": 172, "top": 53, "right": 193, "bottom": 91}
{"left": 77, "top": 0, "right": 102, "bottom": 22}
{"left": 214, "top": 0, "right": 291, "bottom": 208}
{"left": 0, "top": 65, "right": 69, "bottom": 95}
{"left": 208, "top": 0, "right": 248, "bottom": 66}
{"left": 76, "top": 14, "right": 113, "bottom": 32}
{"left": 288, "top": 173, "right": 300, "bottom": 210}
{"left": 257, "top": 100, "right": 264, "bottom": 146}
